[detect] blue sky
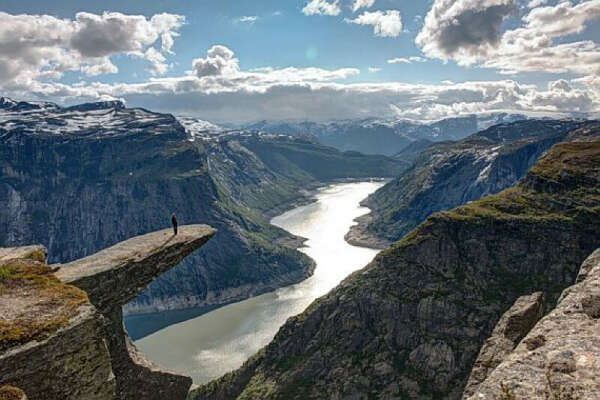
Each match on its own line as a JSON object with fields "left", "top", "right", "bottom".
{"left": 0, "top": 0, "right": 599, "bottom": 122}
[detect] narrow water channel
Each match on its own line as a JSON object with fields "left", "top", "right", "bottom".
{"left": 132, "top": 181, "right": 384, "bottom": 384}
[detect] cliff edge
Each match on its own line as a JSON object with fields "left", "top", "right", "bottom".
{"left": 0, "top": 225, "right": 215, "bottom": 400}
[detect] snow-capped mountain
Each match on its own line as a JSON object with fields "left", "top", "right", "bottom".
{"left": 242, "top": 113, "right": 528, "bottom": 155}
{"left": 0, "top": 97, "right": 183, "bottom": 138}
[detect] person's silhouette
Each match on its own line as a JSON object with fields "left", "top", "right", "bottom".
{"left": 171, "top": 213, "right": 178, "bottom": 235}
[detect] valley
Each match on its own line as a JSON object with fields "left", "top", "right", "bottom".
{"left": 3, "top": 2, "right": 600, "bottom": 399}
{"left": 131, "top": 181, "right": 383, "bottom": 383}
{"left": 2, "top": 97, "right": 599, "bottom": 400}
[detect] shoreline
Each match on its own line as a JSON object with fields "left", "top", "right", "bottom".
{"left": 125, "top": 179, "right": 386, "bottom": 338}
{"left": 344, "top": 213, "right": 391, "bottom": 250}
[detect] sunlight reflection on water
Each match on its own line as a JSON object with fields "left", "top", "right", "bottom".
{"left": 134, "top": 181, "right": 383, "bottom": 384}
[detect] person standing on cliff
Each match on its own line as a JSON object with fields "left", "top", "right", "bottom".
{"left": 171, "top": 213, "right": 178, "bottom": 235}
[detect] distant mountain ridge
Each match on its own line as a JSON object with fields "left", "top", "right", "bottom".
{"left": 242, "top": 113, "right": 528, "bottom": 156}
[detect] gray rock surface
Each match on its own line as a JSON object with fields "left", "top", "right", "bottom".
{"left": 56, "top": 225, "right": 216, "bottom": 312}
{"left": 56, "top": 225, "right": 215, "bottom": 400}
{"left": 0, "top": 247, "right": 115, "bottom": 400}
{"left": 1, "top": 224, "right": 215, "bottom": 400}
{"left": 462, "top": 292, "right": 545, "bottom": 398}
{"left": 0, "top": 304, "right": 115, "bottom": 400}
{"left": 465, "top": 248, "right": 600, "bottom": 400}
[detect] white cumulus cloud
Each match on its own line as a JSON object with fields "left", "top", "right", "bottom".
{"left": 346, "top": 10, "right": 402, "bottom": 37}
{"left": 416, "top": 0, "right": 600, "bottom": 76}
{"left": 192, "top": 45, "right": 240, "bottom": 78}
{"left": 416, "top": 0, "right": 516, "bottom": 63}
{"left": 302, "top": 0, "right": 341, "bottom": 16}
{"left": 0, "top": 11, "right": 184, "bottom": 87}
{"left": 352, "top": 0, "right": 376, "bottom": 12}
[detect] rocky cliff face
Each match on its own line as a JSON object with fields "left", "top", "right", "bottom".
{"left": 348, "top": 120, "right": 596, "bottom": 248}
{"left": 190, "top": 139, "right": 600, "bottom": 399}
{"left": 462, "top": 292, "right": 545, "bottom": 397}
{"left": 466, "top": 248, "right": 600, "bottom": 399}
{"left": 0, "top": 99, "right": 404, "bottom": 316}
{"left": 0, "top": 225, "right": 215, "bottom": 400}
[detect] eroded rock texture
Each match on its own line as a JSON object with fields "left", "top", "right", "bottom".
{"left": 1, "top": 225, "right": 215, "bottom": 400}
{"left": 462, "top": 292, "right": 545, "bottom": 398}
{"left": 0, "top": 247, "right": 115, "bottom": 400}
{"left": 466, "top": 248, "right": 600, "bottom": 399}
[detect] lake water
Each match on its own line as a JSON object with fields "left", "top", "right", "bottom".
{"left": 132, "top": 181, "right": 383, "bottom": 384}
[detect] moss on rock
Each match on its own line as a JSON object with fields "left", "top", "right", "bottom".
{"left": 0, "top": 258, "right": 88, "bottom": 352}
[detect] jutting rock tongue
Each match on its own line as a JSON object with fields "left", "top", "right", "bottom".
{"left": 55, "top": 224, "right": 216, "bottom": 400}
{"left": 0, "top": 224, "right": 215, "bottom": 400}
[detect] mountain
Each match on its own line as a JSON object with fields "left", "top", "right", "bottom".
{"left": 243, "top": 113, "right": 527, "bottom": 156}
{"left": 347, "top": 119, "right": 596, "bottom": 248}
{"left": 190, "top": 134, "right": 600, "bottom": 400}
{"left": 393, "top": 138, "right": 434, "bottom": 164}
{"left": 0, "top": 98, "right": 406, "bottom": 318}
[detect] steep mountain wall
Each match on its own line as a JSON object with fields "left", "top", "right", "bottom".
{"left": 191, "top": 140, "right": 600, "bottom": 399}
{"left": 348, "top": 120, "right": 595, "bottom": 248}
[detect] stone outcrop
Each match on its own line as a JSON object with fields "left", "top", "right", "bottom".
{"left": 462, "top": 292, "right": 545, "bottom": 398}
{"left": 465, "top": 248, "right": 600, "bottom": 399}
{"left": 191, "top": 140, "right": 600, "bottom": 399}
{"left": 0, "top": 304, "right": 115, "bottom": 400}
{"left": 0, "top": 225, "right": 215, "bottom": 400}
{"left": 56, "top": 225, "right": 215, "bottom": 313}
{"left": 0, "top": 247, "right": 115, "bottom": 400}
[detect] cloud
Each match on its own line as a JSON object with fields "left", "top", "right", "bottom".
{"left": 0, "top": 11, "right": 184, "bottom": 86}
{"left": 237, "top": 16, "right": 258, "bottom": 23}
{"left": 69, "top": 12, "right": 182, "bottom": 57}
{"left": 368, "top": 67, "right": 381, "bottom": 72}
{"left": 352, "top": 0, "right": 376, "bottom": 12}
{"left": 388, "top": 56, "right": 427, "bottom": 64}
{"left": 416, "top": 0, "right": 600, "bottom": 76}
{"left": 7, "top": 44, "right": 597, "bottom": 124}
{"left": 144, "top": 47, "right": 169, "bottom": 76}
{"left": 192, "top": 45, "right": 240, "bottom": 78}
{"left": 527, "top": 0, "right": 548, "bottom": 8}
{"left": 388, "top": 58, "right": 411, "bottom": 64}
{"left": 416, "top": 0, "right": 516, "bottom": 62}
{"left": 346, "top": 10, "right": 402, "bottom": 37}
{"left": 302, "top": 0, "right": 341, "bottom": 16}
